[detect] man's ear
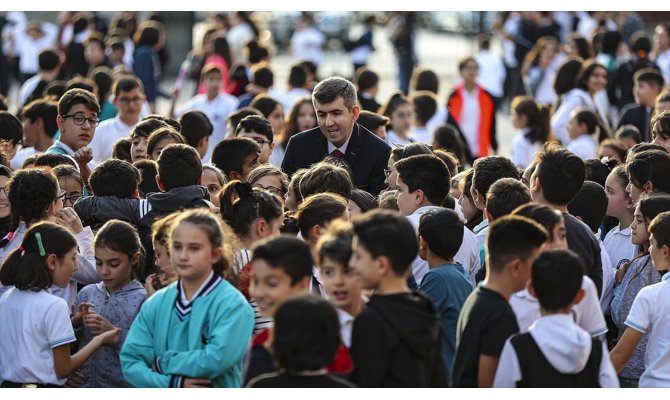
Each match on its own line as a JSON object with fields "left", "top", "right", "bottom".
{"left": 351, "top": 105, "right": 360, "bottom": 122}
{"left": 155, "top": 175, "right": 165, "bottom": 192}
{"left": 229, "top": 171, "right": 242, "bottom": 181}
{"left": 414, "top": 189, "right": 425, "bottom": 206}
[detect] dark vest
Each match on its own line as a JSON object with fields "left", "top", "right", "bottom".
{"left": 511, "top": 332, "right": 601, "bottom": 388}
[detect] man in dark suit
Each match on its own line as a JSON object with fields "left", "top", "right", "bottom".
{"left": 281, "top": 76, "right": 391, "bottom": 195}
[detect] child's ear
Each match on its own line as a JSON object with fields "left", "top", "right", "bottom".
{"left": 256, "top": 218, "right": 268, "bottom": 237}
{"left": 46, "top": 253, "right": 58, "bottom": 271}
{"left": 377, "top": 255, "right": 392, "bottom": 276}
{"left": 56, "top": 114, "right": 65, "bottom": 131}
{"left": 643, "top": 180, "right": 654, "bottom": 193}
{"left": 531, "top": 176, "right": 541, "bottom": 194}
{"left": 506, "top": 258, "right": 523, "bottom": 277}
{"left": 131, "top": 252, "right": 141, "bottom": 267}
{"left": 131, "top": 188, "right": 140, "bottom": 199}
{"left": 414, "top": 189, "right": 425, "bottom": 205}
{"left": 484, "top": 207, "right": 494, "bottom": 223}
{"left": 210, "top": 246, "right": 223, "bottom": 264}
{"left": 571, "top": 288, "right": 586, "bottom": 306}
{"left": 418, "top": 236, "right": 428, "bottom": 260}
{"left": 229, "top": 171, "right": 242, "bottom": 181}
{"left": 309, "top": 224, "right": 322, "bottom": 244}
{"left": 155, "top": 175, "right": 165, "bottom": 192}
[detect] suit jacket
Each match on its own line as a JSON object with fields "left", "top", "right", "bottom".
{"left": 618, "top": 104, "right": 651, "bottom": 142}
{"left": 281, "top": 123, "right": 391, "bottom": 195}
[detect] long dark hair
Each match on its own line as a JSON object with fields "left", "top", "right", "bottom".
{"left": 95, "top": 220, "right": 145, "bottom": 280}
{"left": 512, "top": 96, "right": 552, "bottom": 144}
{"left": 219, "top": 181, "right": 283, "bottom": 239}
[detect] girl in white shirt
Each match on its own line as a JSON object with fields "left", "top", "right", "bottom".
{"left": 380, "top": 92, "right": 414, "bottom": 147}
{"left": 510, "top": 96, "right": 552, "bottom": 168}
{"left": 566, "top": 108, "right": 609, "bottom": 160}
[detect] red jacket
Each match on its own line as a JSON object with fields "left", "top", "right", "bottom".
{"left": 447, "top": 84, "right": 497, "bottom": 158}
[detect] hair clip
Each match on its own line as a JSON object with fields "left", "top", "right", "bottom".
{"left": 35, "top": 233, "right": 46, "bottom": 257}
{"left": 17, "top": 245, "right": 24, "bottom": 252}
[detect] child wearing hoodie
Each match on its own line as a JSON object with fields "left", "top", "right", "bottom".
{"left": 493, "top": 249, "right": 619, "bottom": 387}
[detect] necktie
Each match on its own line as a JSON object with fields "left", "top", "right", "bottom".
{"left": 311, "top": 275, "right": 322, "bottom": 297}
{"left": 330, "top": 149, "right": 344, "bottom": 159}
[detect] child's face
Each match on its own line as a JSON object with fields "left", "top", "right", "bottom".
{"left": 634, "top": 81, "right": 659, "bottom": 107}
{"left": 285, "top": 186, "right": 298, "bottom": 211}
{"left": 153, "top": 240, "right": 177, "bottom": 286}
{"left": 95, "top": 246, "right": 137, "bottom": 294}
{"left": 511, "top": 110, "right": 526, "bottom": 130}
{"left": 544, "top": 220, "right": 567, "bottom": 251}
{"left": 321, "top": 257, "right": 362, "bottom": 313}
{"left": 297, "top": 102, "right": 317, "bottom": 132}
{"left": 250, "top": 259, "right": 308, "bottom": 317}
{"left": 57, "top": 104, "right": 98, "bottom": 151}
{"left": 170, "top": 222, "right": 222, "bottom": 284}
{"left": 390, "top": 103, "right": 413, "bottom": 135}
{"left": 0, "top": 176, "right": 10, "bottom": 219}
{"left": 459, "top": 61, "right": 479, "bottom": 84}
{"left": 130, "top": 135, "right": 148, "bottom": 162}
{"left": 385, "top": 156, "right": 398, "bottom": 190}
{"left": 652, "top": 131, "right": 670, "bottom": 153}
{"left": 625, "top": 179, "right": 645, "bottom": 205}
{"left": 238, "top": 131, "right": 272, "bottom": 164}
{"left": 566, "top": 114, "right": 584, "bottom": 140}
{"left": 238, "top": 152, "right": 260, "bottom": 180}
{"left": 266, "top": 104, "right": 285, "bottom": 137}
{"left": 396, "top": 175, "right": 419, "bottom": 216}
{"left": 605, "top": 172, "right": 632, "bottom": 220}
{"left": 649, "top": 234, "right": 670, "bottom": 272}
{"left": 349, "top": 239, "right": 382, "bottom": 290}
{"left": 84, "top": 42, "right": 105, "bottom": 66}
{"left": 253, "top": 175, "right": 285, "bottom": 206}
{"left": 21, "top": 117, "right": 39, "bottom": 147}
{"left": 204, "top": 71, "right": 223, "bottom": 97}
{"left": 115, "top": 88, "right": 144, "bottom": 123}
{"left": 202, "top": 169, "right": 223, "bottom": 208}
{"left": 619, "top": 136, "right": 638, "bottom": 150}
{"left": 58, "top": 177, "right": 83, "bottom": 208}
{"left": 150, "top": 138, "right": 179, "bottom": 161}
{"left": 458, "top": 193, "right": 479, "bottom": 222}
{"left": 631, "top": 204, "right": 650, "bottom": 246}
{"left": 586, "top": 66, "right": 608, "bottom": 94}
{"left": 52, "top": 247, "right": 78, "bottom": 288}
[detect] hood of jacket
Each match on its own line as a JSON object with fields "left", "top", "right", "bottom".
{"left": 93, "top": 279, "right": 145, "bottom": 297}
{"left": 147, "top": 185, "right": 209, "bottom": 212}
{"left": 528, "top": 314, "right": 594, "bottom": 374}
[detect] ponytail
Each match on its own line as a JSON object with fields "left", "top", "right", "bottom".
{"left": 219, "top": 180, "right": 283, "bottom": 238}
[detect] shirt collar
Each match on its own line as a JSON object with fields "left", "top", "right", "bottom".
{"left": 663, "top": 272, "right": 670, "bottom": 282}
{"left": 175, "top": 271, "right": 221, "bottom": 318}
{"left": 327, "top": 131, "right": 353, "bottom": 155}
{"left": 53, "top": 140, "right": 76, "bottom": 156}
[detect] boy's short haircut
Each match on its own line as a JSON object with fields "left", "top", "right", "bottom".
{"left": 108, "top": 38, "right": 125, "bottom": 53}
{"left": 354, "top": 68, "right": 379, "bottom": 92}
{"left": 251, "top": 62, "right": 274, "bottom": 89}
{"left": 89, "top": 158, "right": 140, "bottom": 198}
{"left": 295, "top": 193, "right": 348, "bottom": 241}
{"left": 211, "top": 137, "right": 260, "bottom": 177}
{"left": 0, "top": 112, "right": 23, "bottom": 144}
{"left": 410, "top": 91, "right": 438, "bottom": 125}
{"left": 634, "top": 68, "right": 665, "bottom": 89}
{"left": 65, "top": 77, "right": 98, "bottom": 96}
{"left": 133, "top": 159, "right": 160, "bottom": 197}
{"left": 251, "top": 235, "right": 313, "bottom": 284}
{"left": 288, "top": 64, "right": 307, "bottom": 88}
{"left": 534, "top": 144, "right": 586, "bottom": 205}
{"left": 84, "top": 31, "right": 105, "bottom": 49}
{"left": 532, "top": 249, "right": 585, "bottom": 312}
{"left": 38, "top": 48, "right": 61, "bottom": 71}
{"left": 129, "top": 117, "right": 168, "bottom": 140}
{"left": 299, "top": 162, "right": 353, "bottom": 200}
{"left": 432, "top": 149, "right": 460, "bottom": 177}
{"left": 33, "top": 152, "right": 78, "bottom": 170}
{"left": 486, "top": 215, "right": 548, "bottom": 274}
{"left": 471, "top": 155, "right": 520, "bottom": 199}
{"left": 112, "top": 74, "right": 143, "bottom": 98}
{"left": 615, "top": 124, "right": 642, "bottom": 145}
{"left": 395, "top": 154, "right": 450, "bottom": 206}
{"left": 649, "top": 211, "right": 670, "bottom": 249}
{"left": 567, "top": 181, "right": 607, "bottom": 233}
{"left": 356, "top": 110, "right": 389, "bottom": 132}
{"left": 458, "top": 56, "right": 478, "bottom": 71}
{"left": 157, "top": 143, "right": 202, "bottom": 190}
{"left": 201, "top": 64, "right": 223, "bottom": 78}
{"left": 146, "top": 127, "right": 186, "bottom": 157}
{"left": 272, "top": 296, "right": 341, "bottom": 373}
{"left": 235, "top": 114, "right": 274, "bottom": 142}
{"left": 58, "top": 88, "right": 100, "bottom": 116}
{"left": 351, "top": 209, "right": 418, "bottom": 277}
{"left": 486, "top": 177, "right": 532, "bottom": 220}
{"left": 377, "top": 189, "right": 399, "bottom": 211}
{"left": 179, "top": 110, "right": 213, "bottom": 148}
{"left": 419, "top": 208, "right": 464, "bottom": 261}
{"left": 316, "top": 221, "right": 353, "bottom": 267}
{"left": 112, "top": 137, "right": 132, "bottom": 162}
{"left": 227, "top": 107, "right": 263, "bottom": 133}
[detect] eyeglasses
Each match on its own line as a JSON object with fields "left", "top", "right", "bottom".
{"left": 62, "top": 113, "right": 100, "bottom": 127}
{"left": 251, "top": 137, "right": 271, "bottom": 146}
{"left": 64, "top": 194, "right": 83, "bottom": 204}
{"left": 253, "top": 183, "right": 283, "bottom": 197}
{"left": 117, "top": 96, "right": 143, "bottom": 105}
{"left": 56, "top": 191, "right": 67, "bottom": 202}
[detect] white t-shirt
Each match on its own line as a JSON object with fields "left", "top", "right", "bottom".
{"left": 18, "top": 74, "right": 42, "bottom": 106}
{"left": 11, "top": 22, "right": 58, "bottom": 75}
{"left": 475, "top": 50, "right": 506, "bottom": 98}
{"left": 509, "top": 276, "right": 608, "bottom": 337}
{"left": 599, "top": 241, "right": 615, "bottom": 314}
{"left": 10, "top": 146, "right": 38, "bottom": 170}
{"left": 176, "top": 93, "right": 238, "bottom": 163}
{"left": 603, "top": 225, "right": 636, "bottom": 270}
{"left": 566, "top": 134, "right": 598, "bottom": 161}
{"left": 409, "top": 126, "right": 431, "bottom": 144}
{"left": 510, "top": 129, "right": 542, "bottom": 169}
{"left": 624, "top": 274, "right": 670, "bottom": 388}
{"left": 88, "top": 116, "right": 137, "bottom": 163}
{"left": 459, "top": 88, "right": 481, "bottom": 158}
{"left": 0, "top": 288, "right": 76, "bottom": 385}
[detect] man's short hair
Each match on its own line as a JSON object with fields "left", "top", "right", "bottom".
{"left": 312, "top": 76, "right": 357, "bottom": 109}
{"left": 419, "top": 208, "right": 464, "bottom": 261}
{"left": 486, "top": 177, "right": 531, "bottom": 220}
{"left": 58, "top": 88, "right": 100, "bottom": 116}
{"left": 634, "top": 68, "right": 665, "bottom": 88}
{"left": 179, "top": 110, "right": 213, "bottom": 148}
{"left": 235, "top": 115, "right": 273, "bottom": 142}
{"left": 567, "top": 181, "right": 607, "bottom": 233}
{"left": 486, "top": 215, "right": 548, "bottom": 274}
{"left": 534, "top": 144, "right": 586, "bottom": 206}
{"left": 352, "top": 209, "right": 419, "bottom": 277}
{"left": 472, "top": 155, "right": 520, "bottom": 200}
{"left": 395, "top": 154, "right": 450, "bottom": 206}
{"left": 89, "top": 159, "right": 140, "bottom": 198}
{"left": 157, "top": 144, "right": 202, "bottom": 190}
{"left": 299, "top": 162, "right": 353, "bottom": 200}
{"left": 252, "top": 235, "right": 313, "bottom": 284}
{"left": 211, "top": 137, "right": 260, "bottom": 176}
{"left": 112, "top": 75, "right": 143, "bottom": 98}
{"left": 21, "top": 97, "right": 59, "bottom": 138}
{"left": 532, "top": 249, "right": 585, "bottom": 312}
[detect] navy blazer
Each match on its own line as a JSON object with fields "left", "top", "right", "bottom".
{"left": 281, "top": 123, "right": 391, "bottom": 195}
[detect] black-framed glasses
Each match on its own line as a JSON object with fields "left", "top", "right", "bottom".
{"left": 253, "top": 183, "right": 283, "bottom": 197}
{"left": 251, "top": 137, "right": 271, "bottom": 146}
{"left": 62, "top": 113, "right": 100, "bottom": 127}
{"left": 55, "top": 191, "right": 67, "bottom": 202}
{"left": 64, "top": 194, "right": 83, "bottom": 204}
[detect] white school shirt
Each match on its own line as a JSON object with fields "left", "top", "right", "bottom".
{"left": 175, "top": 93, "right": 238, "bottom": 163}
{"left": 425, "top": 107, "right": 448, "bottom": 136}
{"left": 493, "top": 314, "right": 619, "bottom": 388}
{"left": 89, "top": 116, "right": 137, "bottom": 163}
{"left": 459, "top": 88, "right": 481, "bottom": 158}
{"left": 409, "top": 126, "right": 431, "bottom": 145}
{"left": 599, "top": 241, "right": 616, "bottom": 314}
{"left": 655, "top": 49, "right": 670, "bottom": 88}
{"left": 385, "top": 129, "right": 413, "bottom": 147}
{"left": 407, "top": 206, "right": 480, "bottom": 285}
{"left": 509, "top": 276, "right": 608, "bottom": 337}
{"left": 309, "top": 265, "right": 328, "bottom": 298}
{"left": 18, "top": 73, "right": 41, "bottom": 106}
{"left": 276, "top": 87, "right": 311, "bottom": 117}
{"left": 290, "top": 27, "right": 326, "bottom": 66}
{"left": 624, "top": 273, "right": 670, "bottom": 388}
{"left": 337, "top": 308, "right": 355, "bottom": 348}
{"left": 473, "top": 218, "right": 489, "bottom": 249}
{"left": 510, "top": 128, "right": 542, "bottom": 169}
{"left": 475, "top": 49, "right": 506, "bottom": 98}
{"left": 0, "top": 288, "right": 76, "bottom": 385}
{"left": 10, "top": 146, "right": 38, "bottom": 170}
{"left": 566, "top": 134, "right": 598, "bottom": 161}
{"left": 603, "top": 225, "right": 636, "bottom": 270}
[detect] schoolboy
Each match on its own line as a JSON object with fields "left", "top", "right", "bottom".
{"left": 211, "top": 137, "right": 260, "bottom": 181}
{"left": 349, "top": 209, "right": 447, "bottom": 387}
{"left": 452, "top": 215, "right": 547, "bottom": 388}
{"left": 88, "top": 75, "right": 145, "bottom": 163}
{"left": 178, "top": 110, "right": 213, "bottom": 160}
{"left": 235, "top": 115, "right": 274, "bottom": 165}
{"left": 18, "top": 47, "right": 62, "bottom": 107}
{"left": 395, "top": 154, "right": 480, "bottom": 286}
{"left": 650, "top": 110, "right": 670, "bottom": 153}
{"left": 609, "top": 211, "right": 670, "bottom": 388}
{"left": 14, "top": 97, "right": 59, "bottom": 169}
{"left": 49, "top": 88, "right": 100, "bottom": 180}
{"left": 618, "top": 68, "right": 665, "bottom": 142}
{"left": 298, "top": 161, "right": 353, "bottom": 203}
{"left": 356, "top": 110, "right": 389, "bottom": 141}
{"left": 530, "top": 143, "right": 603, "bottom": 296}
{"left": 408, "top": 91, "right": 437, "bottom": 144}
{"left": 173, "top": 65, "right": 237, "bottom": 162}
{"left": 418, "top": 208, "right": 474, "bottom": 380}
{"left": 88, "top": 158, "right": 141, "bottom": 199}
{"left": 493, "top": 249, "right": 619, "bottom": 387}
{"left": 316, "top": 223, "right": 364, "bottom": 348}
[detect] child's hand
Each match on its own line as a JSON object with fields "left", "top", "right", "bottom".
{"left": 71, "top": 302, "right": 94, "bottom": 327}
{"left": 57, "top": 207, "right": 84, "bottom": 234}
{"left": 73, "top": 146, "right": 93, "bottom": 165}
{"left": 144, "top": 273, "right": 158, "bottom": 297}
{"left": 84, "top": 313, "right": 115, "bottom": 335}
{"left": 64, "top": 369, "right": 86, "bottom": 388}
{"left": 616, "top": 261, "right": 631, "bottom": 283}
{"left": 97, "top": 327, "right": 121, "bottom": 346}
{"left": 183, "top": 378, "right": 212, "bottom": 388}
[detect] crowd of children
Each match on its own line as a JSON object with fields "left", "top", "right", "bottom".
{"left": 1, "top": 11, "right": 670, "bottom": 390}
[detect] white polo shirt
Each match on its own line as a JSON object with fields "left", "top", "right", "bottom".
{"left": 336, "top": 308, "right": 355, "bottom": 348}
{"left": 624, "top": 273, "right": 670, "bottom": 388}
{"left": 89, "top": 116, "right": 137, "bottom": 163}
{"left": 0, "top": 288, "right": 76, "bottom": 385}
{"left": 603, "top": 225, "right": 636, "bottom": 270}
